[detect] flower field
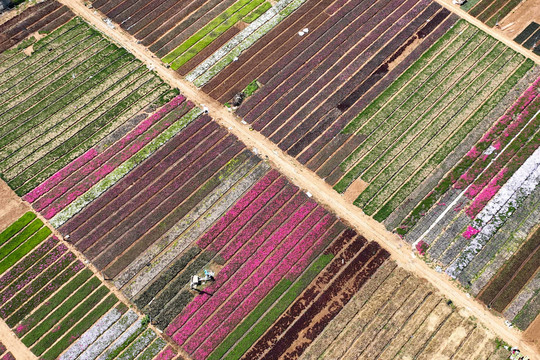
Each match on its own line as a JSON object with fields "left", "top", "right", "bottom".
{"left": 24, "top": 89, "right": 392, "bottom": 357}
{"left": 514, "top": 22, "right": 540, "bottom": 55}
{"left": 0, "top": 14, "right": 176, "bottom": 197}
{"left": 17, "top": 88, "right": 513, "bottom": 359}
{"left": 0, "top": 212, "right": 175, "bottom": 359}
{"left": 4, "top": 0, "right": 540, "bottom": 357}
{"left": 0, "top": 341, "right": 14, "bottom": 360}
{"left": 394, "top": 73, "right": 540, "bottom": 329}
{"left": 229, "top": 0, "right": 456, "bottom": 159}
{"left": 460, "top": 0, "right": 522, "bottom": 27}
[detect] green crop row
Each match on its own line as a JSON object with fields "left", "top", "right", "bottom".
{"left": 163, "top": 0, "right": 254, "bottom": 64}
{"left": 0, "top": 218, "right": 43, "bottom": 259}
{"left": 356, "top": 46, "right": 518, "bottom": 213}
{"left": 0, "top": 54, "right": 134, "bottom": 167}
{"left": 41, "top": 294, "right": 118, "bottom": 360}
{"left": 244, "top": 2, "right": 272, "bottom": 23}
{"left": 169, "top": 0, "right": 265, "bottom": 70}
{"left": 0, "top": 212, "right": 35, "bottom": 247}
{"left": 0, "top": 226, "right": 51, "bottom": 275}
{"left": 22, "top": 278, "right": 102, "bottom": 347}
{"left": 211, "top": 253, "right": 333, "bottom": 360}
{"left": 13, "top": 269, "right": 93, "bottom": 336}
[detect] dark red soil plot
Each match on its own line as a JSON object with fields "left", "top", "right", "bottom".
{"left": 241, "top": 235, "right": 389, "bottom": 359}
{"left": 216, "top": 0, "right": 456, "bottom": 171}
{"left": 0, "top": 1, "right": 74, "bottom": 52}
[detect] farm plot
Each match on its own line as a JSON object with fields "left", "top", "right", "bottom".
{"left": 460, "top": 0, "right": 523, "bottom": 27}
{"left": 24, "top": 93, "right": 393, "bottom": 359}
{"left": 0, "top": 212, "right": 175, "bottom": 359}
{"left": 300, "top": 260, "right": 510, "bottom": 360}
{"left": 89, "top": 0, "right": 275, "bottom": 72}
{"left": 514, "top": 22, "right": 540, "bottom": 55}
{"left": 220, "top": 0, "right": 457, "bottom": 162}
{"left": 0, "top": 341, "right": 15, "bottom": 360}
{"left": 0, "top": 0, "right": 74, "bottom": 53}
{"left": 325, "top": 20, "right": 535, "bottom": 223}
{"left": 0, "top": 16, "right": 176, "bottom": 197}
{"left": 392, "top": 74, "right": 540, "bottom": 328}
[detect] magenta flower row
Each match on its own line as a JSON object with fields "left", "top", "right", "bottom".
{"left": 453, "top": 82, "right": 540, "bottom": 189}
{"left": 218, "top": 188, "right": 302, "bottom": 261}
{"left": 24, "top": 95, "right": 187, "bottom": 204}
{"left": 462, "top": 225, "right": 480, "bottom": 239}
{"left": 23, "top": 149, "right": 97, "bottom": 203}
{"left": 197, "top": 169, "right": 280, "bottom": 249}
{"left": 178, "top": 206, "right": 326, "bottom": 349}
{"left": 36, "top": 96, "right": 188, "bottom": 219}
{"left": 154, "top": 346, "right": 177, "bottom": 360}
{"left": 207, "top": 177, "right": 290, "bottom": 253}
{"left": 166, "top": 201, "right": 318, "bottom": 338}
{"left": 190, "top": 214, "right": 334, "bottom": 359}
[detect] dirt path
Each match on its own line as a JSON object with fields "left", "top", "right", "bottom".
{"left": 0, "top": 318, "right": 36, "bottom": 360}
{"left": 498, "top": 0, "right": 540, "bottom": 38}
{"left": 438, "top": 0, "right": 540, "bottom": 63}
{"left": 22, "top": 0, "right": 540, "bottom": 358}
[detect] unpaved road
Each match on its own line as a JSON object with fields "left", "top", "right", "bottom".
{"left": 18, "top": 0, "right": 540, "bottom": 358}
{"left": 498, "top": 0, "right": 540, "bottom": 38}
{"left": 439, "top": 0, "right": 540, "bottom": 63}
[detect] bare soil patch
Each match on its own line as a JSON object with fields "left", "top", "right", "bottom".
{"left": 0, "top": 180, "right": 30, "bottom": 232}
{"left": 344, "top": 178, "right": 369, "bottom": 203}
{"left": 524, "top": 314, "right": 540, "bottom": 353}
{"left": 498, "top": 0, "right": 540, "bottom": 38}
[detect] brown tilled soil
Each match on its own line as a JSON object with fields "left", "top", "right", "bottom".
{"left": 0, "top": 181, "right": 30, "bottom": 232}
{"left": 343, "top": 178, "right": 368, "bottom": 203}
{"left": 524, "top": 314, "right": 540, "bottom": 354}
{"left": 498, "top": 0, "right": 540, "bottom": 38}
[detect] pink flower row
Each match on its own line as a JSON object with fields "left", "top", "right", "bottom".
{"left": 36, "top": 96, "right": 188, "bottom": 219}
{"left": 207, "top": 177, "right": 289, "bottom": 253}
{"left": 197, "top": 169, "right": 280, "bottom": 248}
{"left": 23, "top": 149, "right": 98, "bottom": 203}
{"left": 191, "top": 214, "right": 335, "bottom": 359}
{"left": 0, "top": 244, "right": 67, "bottom": 303}
{"left": 166, "top": 201, "right": 318, "bottom": 338}
{"left": 287, "top": 216, "right": 336, "bottom": 279}
{"left": 0, "top": 237, "right": 57, "bottom": 292}
{"left": 453, "top": 82, "right": 540, "bottom": 189}
{"left": 462, "top": 225, "right": 480, "bottom": 239}
{"left": 466, "top": 169, "right": 508, "bottom": 218}
{"left": 154, "top": 346, "right": 177, "bottom": 360}
{"left": 178, "top": 206, "right": 327, "bottom": 349}
{"left": 23, "top": 95, "right": 186, "bottom": 203}
{"left": 456, "top": 97, "right": 540, "bottom": 190}
{"left": 219, "top": 191, "right": 304, "bottom": 261}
